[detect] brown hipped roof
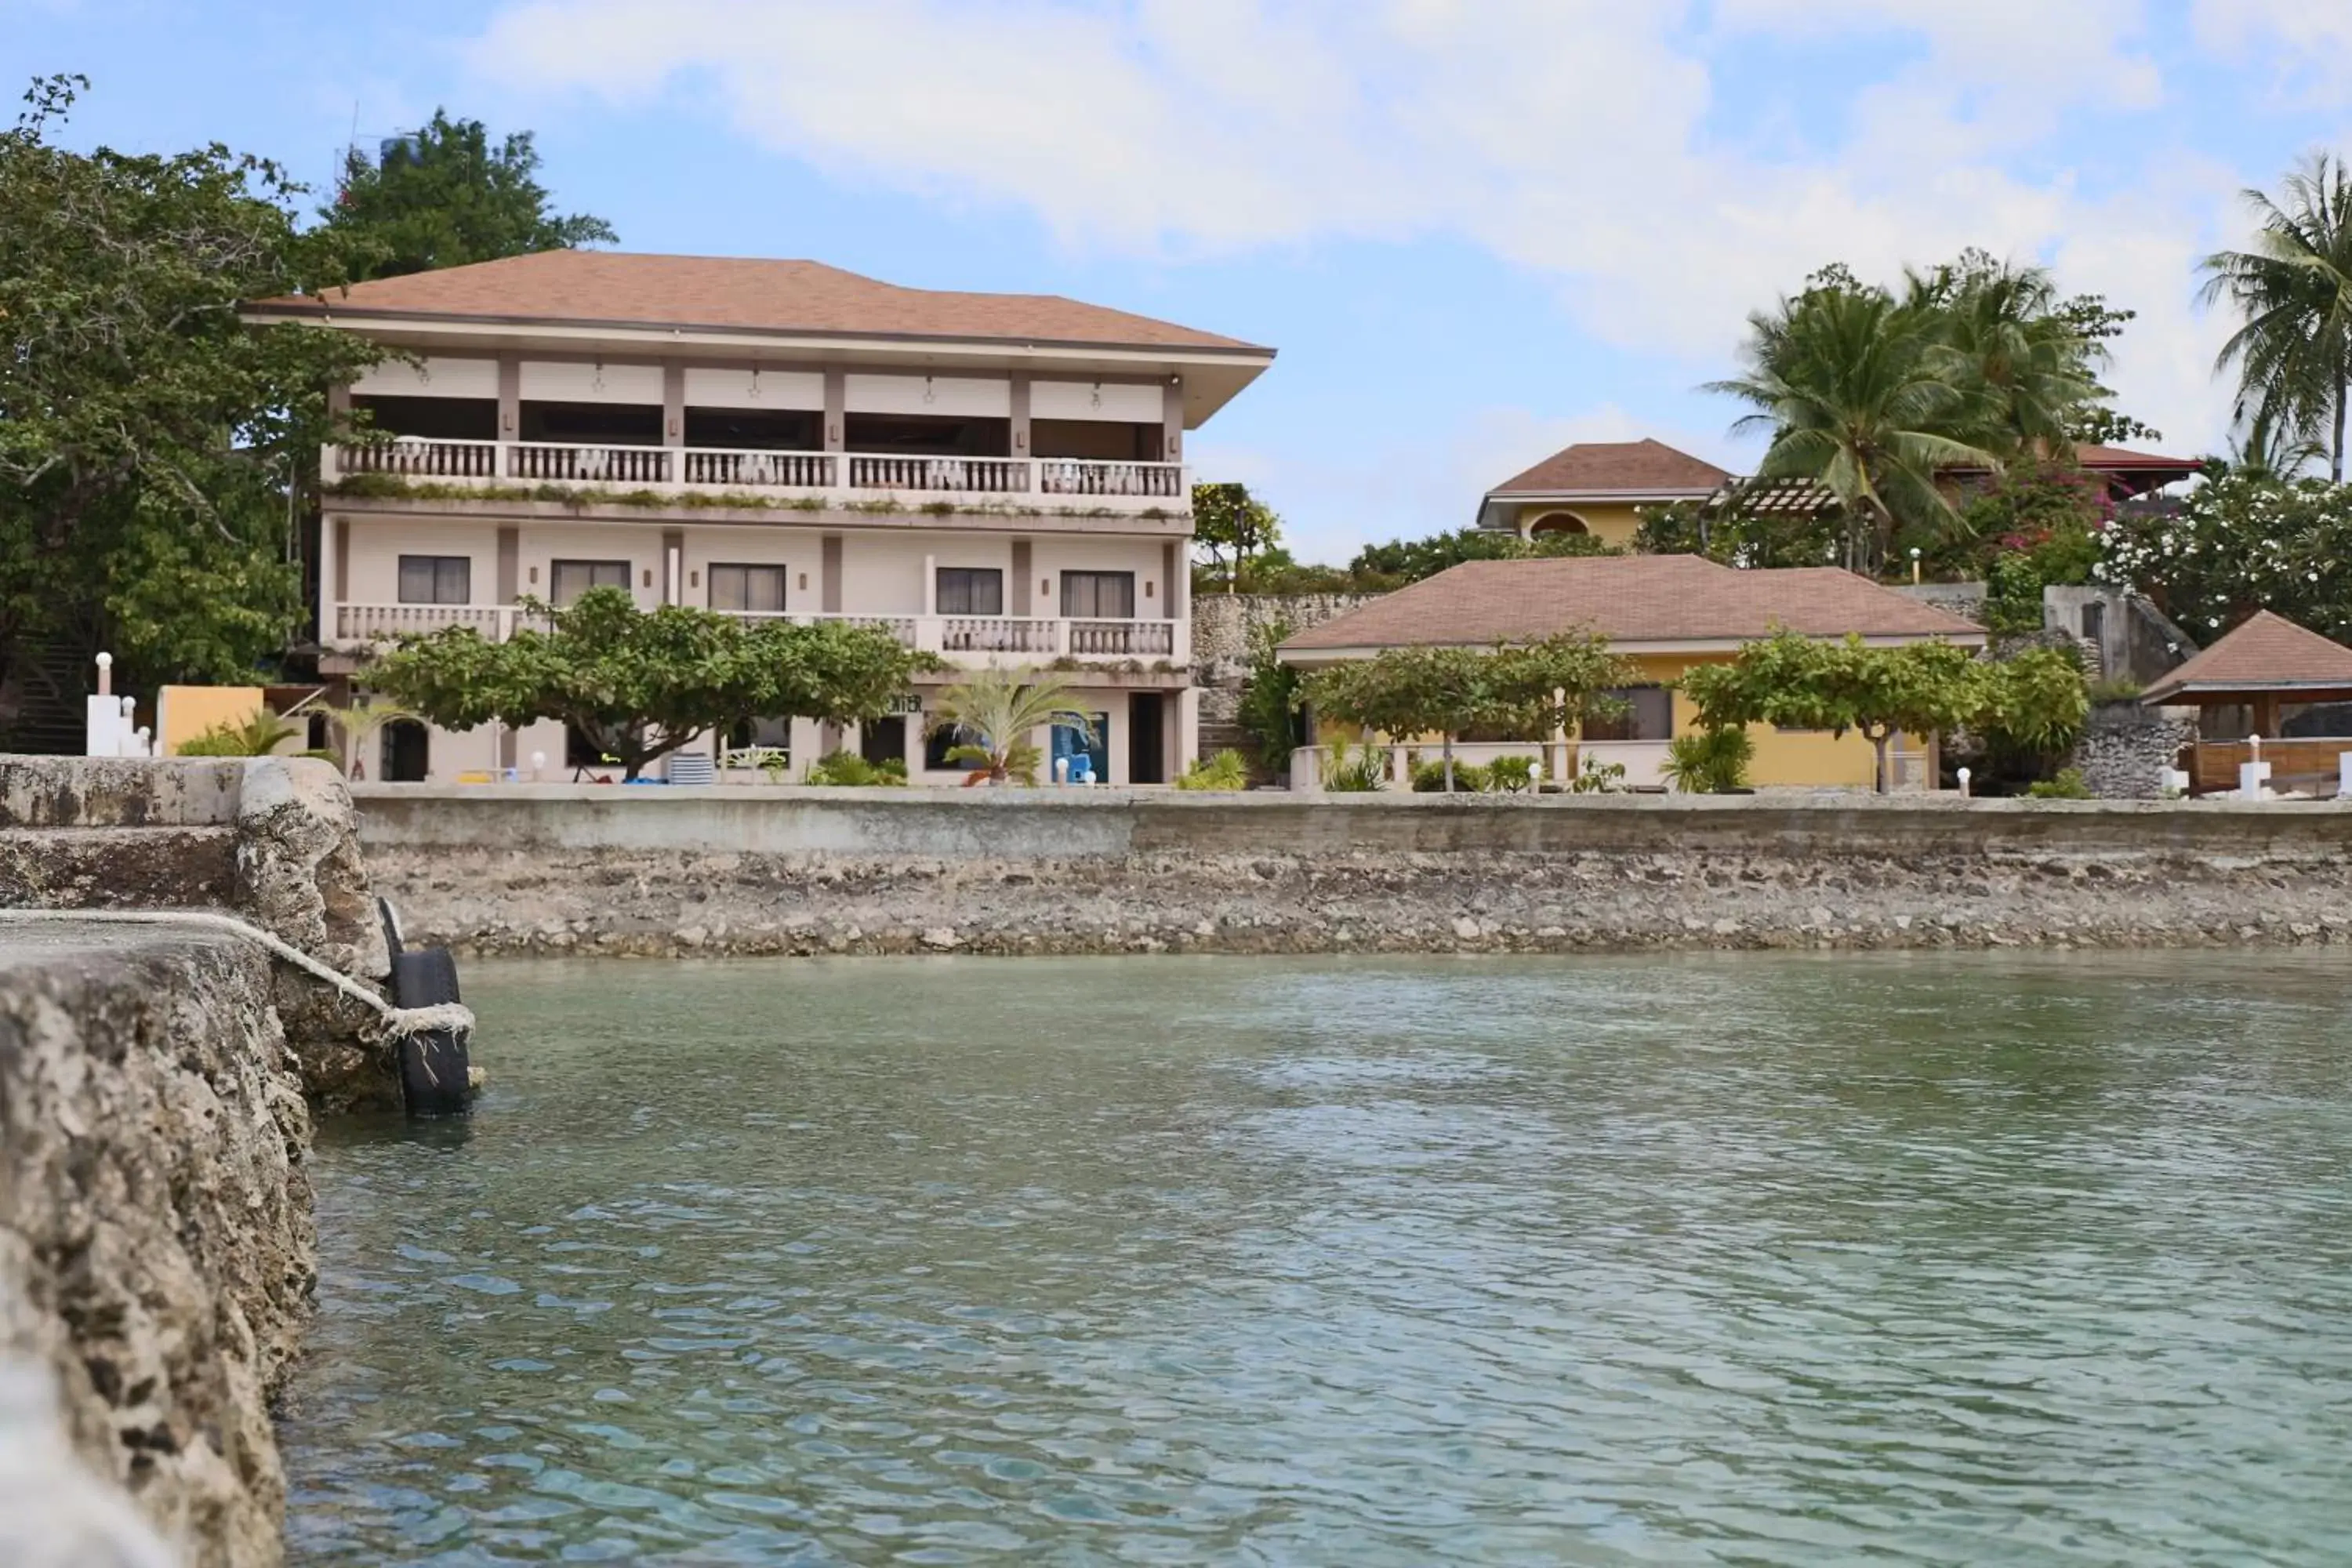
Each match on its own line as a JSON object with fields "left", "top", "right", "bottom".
{"left": 1280, "top": 555, "right": 1984, "bottom": 652}
{"left": 2142, "top": 610, "right": 2352, "bottom": 703}
{"left": 246, "top": 251, "right": 1268, "bottom": 353}
{"left": 1488, "top": 438, "right": 1732, "bottom": 498}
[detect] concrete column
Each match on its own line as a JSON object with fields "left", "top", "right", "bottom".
{"left": 1011, "top": 539, "right": 1033, "bottom": 616}
{"left": 822, "top": 535, "right": 843, "bottom": 613}
{"left": 495, "top": 526, "right": 519, "bottom": 602}
{"left": 1178, "top": 686, "right": 1200, "bottom": 775}
{"left": 497, "top": 354, "right": 521, "bottom": 443}
{"left": 823, "top": 368, "right": 846, "bottom": 452}
{"left": 320, "top": 517, "right": 344, "bottom": 643}
{"left": 922, "top": 553, "right": 938, "bottom": 616}
{"left": 789, "top": 716, "right": 822, "bottom": 778}
{"left": 1161, "top": 377, "right": 1184, "bottom": 464}
{"left": 662, "top": 529, "right": 685, "bottom": 605}
{"left": 1010, "top": 372, "right": 1031, "bottom": 457}
{"left": 662, "top": 361, "right": 685, "bottom": 447}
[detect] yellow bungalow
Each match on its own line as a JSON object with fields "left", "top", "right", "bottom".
{"left": 1474, "top": 439, "right": 1730, "bottom": 550}
{"left": 1276, "top": 554, "right": 1987, "bottom": 789}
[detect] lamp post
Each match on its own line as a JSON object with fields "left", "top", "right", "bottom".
{"left": 1909, "top": 547, "right": 1922, "bottom": 586}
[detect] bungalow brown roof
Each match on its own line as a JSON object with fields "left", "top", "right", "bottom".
{"left": 2142, "top": 610, "right": 2352, "bottom": 703}
{"left": 1488, "top": 439, "right": 1731, "bottom": 498}
{"left": 246, "top": 251, "right": 1267, "bottom": 353}
{"left": 2074, "top": 442, "right": 2201, "bottom": 473}
{"left": 1279, "top": 555, "right": 1984, "bottom": 653}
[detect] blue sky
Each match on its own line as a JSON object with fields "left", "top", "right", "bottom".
{"left": 12, "top": 0, "right": 2352, "bottom": 563}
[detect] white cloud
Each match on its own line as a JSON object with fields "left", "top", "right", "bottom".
{"left": 467, "top": 0, "right": 2244, "bottom": 481}
{"left": 2194, "top": 0, "right": 2352, "bottom": 103}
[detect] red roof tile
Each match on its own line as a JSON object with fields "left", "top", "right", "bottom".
{"left": 1487, "top": 439, "right": 1731, "bottom": 498}
{"left": 247, "top": 252, "right": 1267, "bottom": 353}
{"left": 2142, "top": 610, "right": 2352, "bottom": 702}
{"left": 1279, "top": 555, "right": 1984, "bottom": 652}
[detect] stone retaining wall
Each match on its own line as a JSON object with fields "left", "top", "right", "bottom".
{"left": 357, "top": 788, "right": 2352, "bottom": 958}
{"left": 0, "top": 927, "right": 312, "bottom": 1568}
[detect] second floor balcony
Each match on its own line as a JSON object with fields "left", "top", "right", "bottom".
{"left": 327, "top": 602, "right": 1187, "bottom": 668}
{"left": 325, "top": 437, "right": 1189, "bottom": 517}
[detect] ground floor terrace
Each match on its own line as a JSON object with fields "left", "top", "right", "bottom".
{"left": 368, "top": 677, "right": 1196, "bottom": 789}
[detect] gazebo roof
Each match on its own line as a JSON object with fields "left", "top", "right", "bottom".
{"left": 2142, "top": 610, "right": 2352, "bottom": 704}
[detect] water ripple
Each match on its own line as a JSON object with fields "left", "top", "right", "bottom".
{"left": 281, "top": 953, "right": 2352, "bottom": 1564}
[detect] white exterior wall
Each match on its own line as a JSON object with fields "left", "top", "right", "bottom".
{"left": 681, "top": 525, "right": 822, "bottom": 610}
{"left": 351, "top": 355, "right": 500, "bottom": 399}
{"left": 1028, "top": 536, "right": 1171, "bottom": 621}
{"left": 516, "top": 523, "right": 660, "bottom": 608}
{"left": 343, "top": 519, "right": 498, "bottom": 605}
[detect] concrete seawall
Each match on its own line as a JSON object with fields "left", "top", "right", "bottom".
{"left": 356, "top": 787, "right": 2352, "bottom": 957}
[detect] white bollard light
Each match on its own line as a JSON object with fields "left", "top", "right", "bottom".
{"left": 530, "top": 749, "right": 547, "bottom": 783}
{"left": 1054, "top": 755, "right": 1070, "bottom": 785}
{"left": 1956, "top": 766, "right": 1971, "bottom": 799}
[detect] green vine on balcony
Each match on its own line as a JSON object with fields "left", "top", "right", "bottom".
{"left": 325, "top": 473, "right": 1186, "bottom": 524}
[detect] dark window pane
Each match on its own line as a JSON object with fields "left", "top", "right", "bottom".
{"left": 397, "top": 555, "right": 470, "bottom": 604}
{"left": 937, "top": 568, "right": 1004, "bottom": 616}
{"left": 1060, "top": 572, "right": 1134, "bottom": 619}
{"left": 925, "top": 723, "right": 973, "bottom": 771}
{"left": 684, "top": 408, "right": 821, "bottom": 452}
{"left": 552, "top": 559, "right": 632, "bottom": 608}
{"left": 519, "top": 401, "right": 662, "bottom": 445}
{"left": 1584, "top": 686, "right": 1673, "bottom": 742}
{"left": 710, "top": 564, "right": 786, "bottom": 613}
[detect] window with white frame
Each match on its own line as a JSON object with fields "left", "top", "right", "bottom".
{"left": 397, "top": 555, "right": 472, "bottom": 605}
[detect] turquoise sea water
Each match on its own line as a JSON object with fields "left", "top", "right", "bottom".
{"left": 281, "top": 953, "right": 2352, "bottom": 1564}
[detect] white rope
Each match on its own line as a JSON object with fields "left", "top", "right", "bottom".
{"left": 0, "top": 908, "right": 474, "bottom": 1040}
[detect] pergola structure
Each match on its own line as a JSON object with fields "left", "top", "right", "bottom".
{"left": 2141, "top": 610, "right": 2352, "bottom": 795}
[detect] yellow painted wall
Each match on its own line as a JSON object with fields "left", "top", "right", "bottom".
{"left": 1620, "top": 654, "right": 1886, "bottom": 789}
{"left": 1519, "top": 503, "right": 1647, "bottom": 549}
{"left": 158, "top": 685, "right": 268, "bottom": 756}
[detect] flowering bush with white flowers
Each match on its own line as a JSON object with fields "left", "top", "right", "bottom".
{"left": 2097, "top": 470, "right": 2352, "bottom": 644}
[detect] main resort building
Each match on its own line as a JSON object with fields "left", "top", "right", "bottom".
{"left": 247, "top": 252, "right": 1275, "bottom": 784}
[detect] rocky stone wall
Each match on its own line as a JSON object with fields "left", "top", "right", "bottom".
{"left": 0, "top": 927, "right": 314, "bottom": 1568}
{"left": 1190, "top": 592, "right": 1384, "bottom": 733}
{"left": 360, "top": 793, "right": 2352, "bottom": 959}
{"left": 2070, "top": 700, "right": 2196, "bottom": 799}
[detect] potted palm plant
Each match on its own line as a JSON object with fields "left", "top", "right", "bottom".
{"left": 924, "top": 666, "right": 1098, "bottom": 786}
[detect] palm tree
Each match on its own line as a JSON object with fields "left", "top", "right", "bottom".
{"left": 1709, "top": 286, "right": 2001, "bottom": 575}
{"left": 318, "top": 697, "right": 419, "bottom": 779}
{"left": 2201, "top": 152, "right": 2352, "bottom": 482}
{"left": 924, "top": 666, "right": 1098, "bottom": 786}
{"left": 1914, "top": 258, "right": 2103, "bottom": 457}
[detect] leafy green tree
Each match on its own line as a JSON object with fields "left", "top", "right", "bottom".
{"left": 1680, "top": 630, "right": 1992, "bottom": 793}
{"left": 1959, "top": 462, "right": 2110, "bottom": 629}
{"left": 321, "top": 108, "right": 616, "bottom": 281}
{"left": 2201, "top": 153, "right": 2352, "bottom": 481}
{"left": 0, "top": 74, "right": 383, "bottom": 706}
{"left": 924, "top": 664, "right": 1097, "bottom": 786}
{"left": 2097, "top": 467, "right": 2352, "bottom": 643}
{"left": 366, "top": 587, "right": 928, "bottom": 779}
{"left": 1302, "top": 634, "right": 1628, "bottom": 790}
{"left": 1236, "top": 616, "right": 1305, "bottom": 773}
{"left": 1632, "top": 493, "right": 1845, "bottom": 568}
{"left": 1979, "top": 646, "right": 2092, "bottom": 760}
{"left": 1192, "top": 482, "right": 1283, "bottom": 592}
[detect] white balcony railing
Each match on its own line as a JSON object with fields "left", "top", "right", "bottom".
{"left": 331, "top": 604, "right": 1189, "bottom": 666}
{"left": 326, "top": 439, "right": 1187, "bottom": 513}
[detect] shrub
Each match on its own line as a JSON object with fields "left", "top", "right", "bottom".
{"left": 1322, "top": 739, "right": 1389, "bottom": 791}
{"left": 2027, "top": 766, "right": 2092, "bottom": 799}
{"left": 1660, "top": 726, "right": 1755, "bottom": 793}
{"left": 176, "top": 711, "right": 310, "bottom": 757}
{"left": 1175, "top": 750, "right": 1250, "bottom": 791}
{"left": 1410, "top": 757, "right": 1490, "bottom": 792}
{"left": 1569, "top": 757, "right": 1627, "bottom": 793}
{"left": 805, "top": 750, "right": 907, "bottom": 786}
{"left": 1486, "top": 755, "right": 1537, "bottom": 793}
